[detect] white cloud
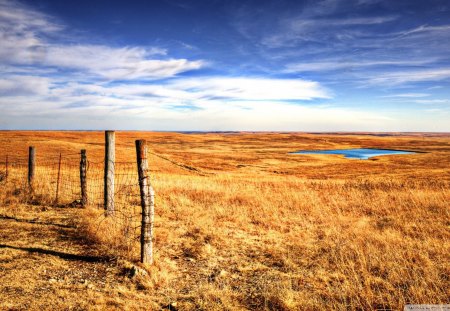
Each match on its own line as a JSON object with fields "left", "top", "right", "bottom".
{"left": 49, "top": 76, "right": 331, "bottom": 104}
{"left": 0, "top": 0, "right": 62, "bottom": 33}
{"left": 261, "top": 13, "right": 397, "bottom": 48}
{"left": 0, "top": 91, "right": 388, "bottom": 131}
{"left": 167, "top": 77, "right": 331, "bottom": 101}
{"left": 44, "top": 45, "right": 202, "bottom": 80}
{"left": 366, "top": 68, "right": 450, "bottom": 86}
{"left": 0, "top": 74, "right": 334, "bottom": 129}
{"left": 291, "top": 16, "right": 397, "bottom": 29}
{"left": 2, "top": 73, "right": 449, "bottom": 131}
{"left": 1, "top": 0, "right": 448, "bottom": 131}
{"left": 0, "top": 0, "right": 61, "bottom": 64}
{"left": 0, "top": 75, "right": 49, "bottom": 96}
{"left": 413, "top": 99, "right": 450, "bottom": 105}
{"left": 284, "top": 59, "right": 435, "bottom": 73}
{"left": 381, "top": 93, "right": 430, "bottom": 98}
{"left": 180, "top": 100, "right": 393, "bottom": 131}
{"left": 0, "top": 0, "right": 203, "bottom": 81}
{"left": 398, "top": 24, "right": 450, "bottom": 36}
{"left": 53, "top": 77, "right": 330, "bottom": 103}
{"left": 427, "top": 85, "right": 443, "bottom": 90}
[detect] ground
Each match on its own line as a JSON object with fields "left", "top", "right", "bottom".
{"left": 0, "top": 205, "right": 163, "bottom": 310}
{"left": 0, "top": 131, "right": 449, "bottom": 310}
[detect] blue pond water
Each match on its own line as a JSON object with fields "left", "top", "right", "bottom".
{"left": 291, "top": 148, "right": 415, "bottom": 160}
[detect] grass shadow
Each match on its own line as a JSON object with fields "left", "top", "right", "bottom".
{"left": 0, "top": 244, "right": 107, "bottom": 263}
{"left": 0, "top": 214, "right": 74, "bottom": 229}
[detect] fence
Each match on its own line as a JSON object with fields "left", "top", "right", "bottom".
{"left": 0, "top": 132, "right": 154, "bottom": 264}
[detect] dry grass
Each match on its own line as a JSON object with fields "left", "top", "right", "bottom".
{"left": 0, "top": 131, "right": 449, "bottom": 310}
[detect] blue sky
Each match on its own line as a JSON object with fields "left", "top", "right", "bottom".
{"left": 0, "top": 0, "right": 449, "bottom": 131}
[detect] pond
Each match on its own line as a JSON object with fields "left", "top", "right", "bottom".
{"left": 290, "top": 148, "right": 416, "bottom": 160}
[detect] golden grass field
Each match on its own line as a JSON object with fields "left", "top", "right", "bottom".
{"left": 0, "top": 131, "right": 449, "bottom": 310}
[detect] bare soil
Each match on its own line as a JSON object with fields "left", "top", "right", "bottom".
{"left": 0, "top": 205, "right": 158, "bottom": 310}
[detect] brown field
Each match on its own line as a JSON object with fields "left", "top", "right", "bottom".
{"left": 0, "top": 131, "right": 449, "bottom": 310}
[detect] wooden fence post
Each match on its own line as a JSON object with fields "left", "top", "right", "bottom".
{"left": 104, "top": 131, "right": 115, "bottom": 215}
{"left": 55, "top": 152, "right": 62, "bottom": 204}
{"left": 80, "top": 149, "right": 88, "bottom": 207}
{"left": 135, "top": 139, "right": 155, "bottom": 264}
{"left": 28, "top": 146, "right": 35, "bottom": 189}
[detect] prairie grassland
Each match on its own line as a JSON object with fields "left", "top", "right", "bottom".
{"left": 0, "top": 131, "right": 449, "bottom": 310}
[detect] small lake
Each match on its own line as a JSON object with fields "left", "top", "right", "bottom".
{"left": 290, "top": 148, "right": 416, "bottom": 160}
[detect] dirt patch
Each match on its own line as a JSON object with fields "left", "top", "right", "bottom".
{"left": 0, "top": 206, "right": 159, "bottom": 310}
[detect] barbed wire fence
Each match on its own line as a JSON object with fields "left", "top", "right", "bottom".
{"left": 0, "top": 132, "right": 155, "bottom": 264}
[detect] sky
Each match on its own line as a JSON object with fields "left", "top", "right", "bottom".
{"left": 0, "top": 0, "right": 449, "bottom": 131}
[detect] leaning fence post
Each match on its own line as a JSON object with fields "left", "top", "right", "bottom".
{"left": 80, "top": 149, "right": 88, "bottom": 207}
{"left": 104, "top": 131, "right": 115, "bottom": 215}
{"left": 55, "top": 152, "right": 62, "bottom": 204}
{"left": 28, "top": 146, "right": 35, "bottom": 189}
{"left": 136, "top": 139, "right": 155, "bottom": 264}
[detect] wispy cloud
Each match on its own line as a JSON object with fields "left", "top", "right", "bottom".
{"left": 398, "top": 24, "right": 450, "bottom": 36}
{"left": 380, "top": 93, "right": 430, "bottom": 98}
{"left": 0, "top": 69, "right": 339, "bottom": 130}
{"left": 167, "top": 77, "right": 331, "bottom": 101}
{"left": 44, "top": 45, "right": 203, "bottom": 80}
{"left": 0, "top": 0, "right": 62, "bottom": 33}
{"left": 1, "top": 0, "right": 449, "bottom": 131}
{"left": 0, "top": 0, "right": 204, "bottom": 81}
{"left": 0, "top": 0, "right": 335, "bottom": 130}
{"left": 365, "top": 68, "right": 450, "bottom": 86}
{"left": 284, "top": 59, "right": 435, "bottom": 73}
{"left": 0, "top": 81, "right": 385, "bottom": 131}
{"left": 0, "top": 75, "right": 49, "bottom": 96}
{"left": 30, "top": 75, "right": 329, "bottom": 106}
{"left": 232, "top": 0, "right": 450, "bottom": 91}
{"left": 0, "top": 0, "right": 61, "bottom": 64}
{"left": 413, "top": 99, "right": 450, "bottom": 105}
{"left": 260, "top": 10, "right": 397, "bottom": 48}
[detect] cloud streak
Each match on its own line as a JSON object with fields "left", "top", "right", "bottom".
{"left": 284, "top": 59, "right": 436, "bottom": 73}
{"left": 0, "top": 0, "right": 449, "bottom": 131}
{"left": 44, "top": 45, "right": 203, "bottom": 80}
{"left": 0, "top": 0, "right": 339, "bottom": 131}
{"left": 365, "top": 68, "right": 450, "bottom": 86}
{"left": 0, "top": 0, "right": 204, "bottom": 81}
{"left": 0, "top": 75, "right": 49, "bottom": 96}
{"left": 167, "top": 77, "right": 331, "bottom": 101}
{"left": 380, "top": 93, "right": 430, "bottom": 98}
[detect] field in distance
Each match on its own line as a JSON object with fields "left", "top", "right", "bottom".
{"left": 0, "top": 131, "right": 449, "bottom": 310}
